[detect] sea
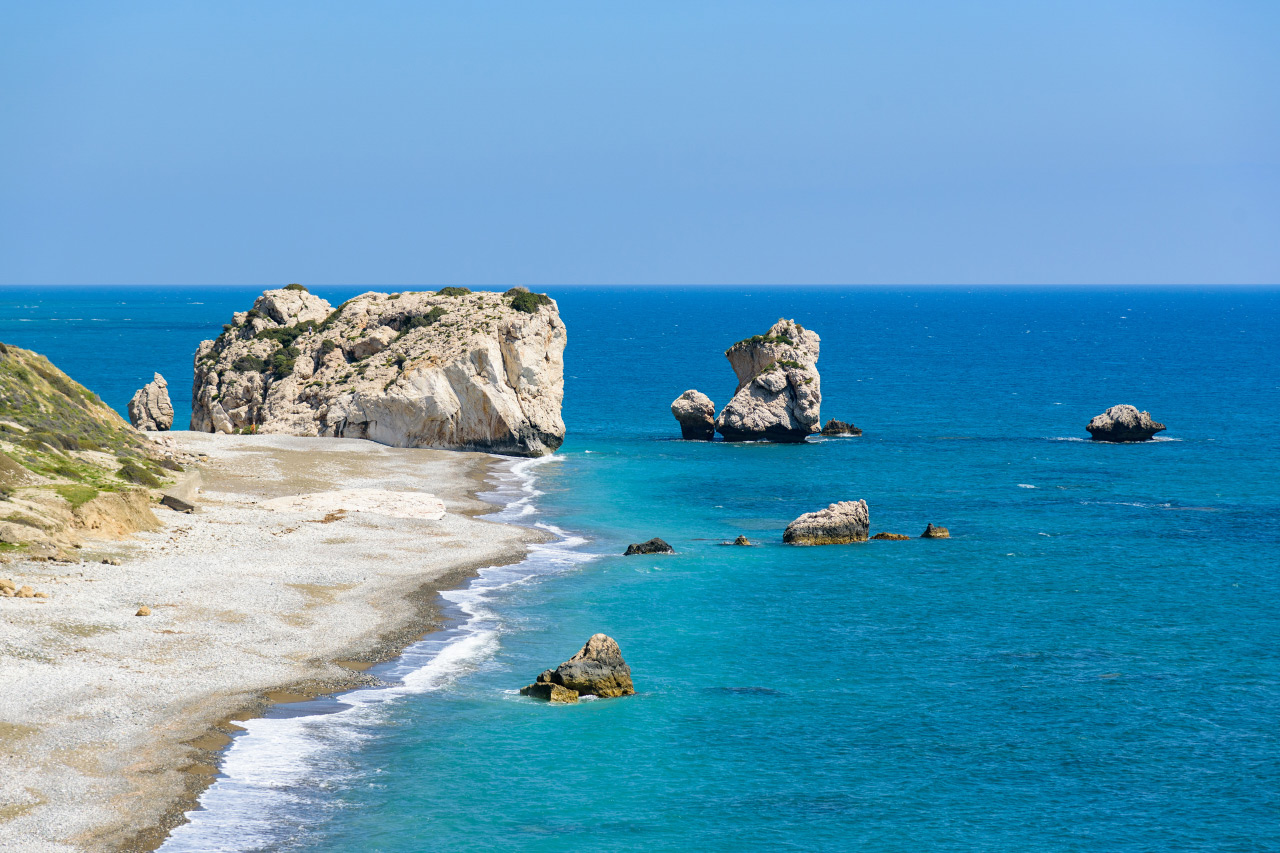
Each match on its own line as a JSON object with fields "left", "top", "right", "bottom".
{"left": 2, "top": 285, "right": 1278, "bottom": 852}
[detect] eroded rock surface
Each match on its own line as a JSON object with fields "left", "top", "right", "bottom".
{"left": 624, "top": 538, "right": 674, "bottom": 556}
{"left": 716, "top": 319, "right": 821, "bottom": 442}
{"left": 871, "top": 532, "right": 910, "bottom": 540}
{"left": 127, "top": 373, "right": 174, "bottom": 431}
{"left": 820, "top": 419, "right": 861, "bottom": 436}
{"left": 191, "top": 287, "right": 566, "bottom": 456}
{"left": 671, "top": 390, "right": 716, "bottom": 440}
{"left": 1086, "top": 405, "right": 1166, "bottom": 442}
{"left": 520, "top": 634, "right": 635, "bottom": 700}
{"left": 783, "top": 500, "right": 869, "bottom": 545}
{"left": 921, "top": 523, "right": 950, "bottom": 539}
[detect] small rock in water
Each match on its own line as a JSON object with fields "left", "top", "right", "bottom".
{"left": 820, "top": 419, "right": 862, "bottom": 436}
{"left": 670, "top": 390, "right": 716, "bottom": 441}
{"left": 871, "top": 532, "right": 910, "bottom": 540}
{"left": 1086, "top": 404, "right": 1166, "bottom": 442}
{"left": 135, "top": 605, "right": 152, "bottom": 616}
{"left": 624, "top": 538, "right": 674, "bottom": 556}
{"left": 921, "top": 523, "right": 950, "bottom": 539}
{"left": 520, "top": 634, "right": 635, "bottom": 701}
{"left": 783, "top": 500, "right": 869, "bottom": 545}
{"left": 732, "top": 535, "right": 752, "bottom": 546}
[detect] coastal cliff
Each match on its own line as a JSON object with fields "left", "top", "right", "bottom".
{"left": 191, "top": 286, "right": 567, "bottom": 456}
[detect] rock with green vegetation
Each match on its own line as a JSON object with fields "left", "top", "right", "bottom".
{"left": 191, "top": 286, "right": 566, "bottom": 456}
{"left": 0, "top": 342, "right": 174, "bottom": 555}
{"left": 127, "top": 372, "right": 174, "bottom": 431}
{"left": 715, "top": 318, "right": 822, "bottom": 443}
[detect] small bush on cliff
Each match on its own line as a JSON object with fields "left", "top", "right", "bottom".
{"left": 508, "top": 290, "right": 552, "bottom": 314}
{"left": 269, "top": 346, "right": 300, "bottom": 379}
{"left": 284, "top": 283, "right": 308, "bottom": 292}
{"left": 320, "top": 339, "right": 339, "bottom": 357}
{"left": 255, "top": 320, "right": 317, "bottom": 349}
{"left": 232, "top": 354, "right": 267, "bottom": 373}
{"left": 727, "top": 333, "right": 794, "bottom": 353}
{"left": 117, "top": 460, "right": 161, "bottom": 488}
{"left": 438, "top": 287, "right": 471, "bottom": 297}
{"left": 395, "top": 308, "right": 446, "bottom": 341}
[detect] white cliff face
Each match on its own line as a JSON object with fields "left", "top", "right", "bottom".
{"left": 191, "top": 287, "right": 566, "bottom": 456}
{"left": 127, "top": 372, "right": 174, "bottom": 431}
{"left": 715, "top": 318, "right": 821, "bottom": 442}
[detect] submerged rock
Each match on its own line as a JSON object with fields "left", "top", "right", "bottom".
{"left": 1086, "top": 405, "right": 1166, "bottom": 442}
{"left": 671, "top": 390, "right": 716, "bottom": 440}
{"left": 715, "top": 319, "right": 821, "bottom": 443}
{"left": 127, "top": 373, "right": 174, "bottom": 431}
{"left": 191, "top": 286, "right": 566, "bottom": 457}
{"left": 624, "top": 538, "right": 674, "bottom": 556}
{"left": 920, "top": 523, "right": 950, "bottom": 539}
{"left": 820, "top": 419, "right": 861, "bottom": 436}
{"left": 783, "top": 500, "right": 869, "bottom": 545}
{"left": 871, "top": 532, "right": 910, "bottom": 540}
{"left": 520, "top": 634, "right": 635, "bottom": 700}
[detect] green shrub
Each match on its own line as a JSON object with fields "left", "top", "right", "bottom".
{"left": 320, "top": 339, "right": 339, "bottom": 357}
{"left": 232, "top": 355, "right": 268, "bottom": 373}
{"left": 269, "top": 346, "right": 300, "bottom": 379}
{"left": 284, "top": 283, "right": 308, "bottom": 292}
{"left": 55, "top": 484, "right": 98, "bottom": 509}
{"left": 117, "top": 460, "right": 161, "bottom": 487}
{"left": 727, "top": 333, "right": 793, "bottom": 353}
{"left": 395, "top": 308, "right": 446, "bottom": 340}
{"left": 777, "top": 359, "right": 803, "bottom": 369}
{"left": 246, "top": 309, "right": 262, "bottom": 320}
{"left": 509, "top": 290, "right": 552, "bottom": 314}
{"left": 255, "top": 320, "right": 317, "bottom": 349}
{"left": 438, "top": 286, "right": 471, "bottom": 297}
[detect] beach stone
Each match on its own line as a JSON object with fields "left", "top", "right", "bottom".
{"left": 1086, "top": 404, "right": 1166, "bottom": 442}
{"left": 519, "top": 681, "right": 579, "bottom": 703}
{"left": 820, "top": 419, "right": 862, "bottom": 436}
{"left": 127, "top": 373, "right": 175, "bottom": 431}
{"left": 624, "top": 538, "right": 674, "bottom": 556}
{"left": 15, "top": 585, "right": 35, "bottom": 598}
{"left": 921, "top": 523, "right": 950, "bottom": 539}
{"left": 671, "top": 390, "right": 716, "bottom": 440}
{"left": 135, "top": 606, "right": 151, "bottom": 616}
{"left": 784, "top": 500, "right": 869, "bottom": 545}
{"left": 871, "top": 532, "right": 910, "bottom": 540}
{"left": 160, "top": 471, "right": 201, "bottom": 513}
{"left": 715, "top": 319, "right": 822, "bottom": 443}
{"left": 0, "top": 578, "right": 14, "bottom": 592}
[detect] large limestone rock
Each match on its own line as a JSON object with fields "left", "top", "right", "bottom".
{"left": 716, "top": 319, "right": 821, "bottom": 442}
{"left": 671, "top": 390, "right": 716, "bottom": 440}
{"left": 1086, "top": 405, "right": 1166, "bottom": 442}
{"left": 520, "top": 634, "right": 636, "bottom": 700}
{"left": 127, "top": 373, "right": 174, "bottom": 431}
{"left": 783, "top": 500, "right": 869, "bottom": 545}
{"left": 191, "top": 287, "right": 566, "bottom": 456}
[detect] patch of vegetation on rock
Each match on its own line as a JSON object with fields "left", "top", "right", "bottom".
{"left": 284, "top": 283, "right": 308, "bottom": 292}
{"left": 508, "top": 290, "right": 552, "bottom": 314}
{"left": 437, "top": 286, "right": 471, "bottom": 297}
{"left": 232, "top": 354, "right": 268, "bottom": 373}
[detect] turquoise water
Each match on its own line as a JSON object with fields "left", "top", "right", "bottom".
{"left": 3, "top": 286, "right": 1278, "bottom": 851}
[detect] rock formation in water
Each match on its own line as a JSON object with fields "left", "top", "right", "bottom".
{"left": 783, "top": 500, "right": 869, "bottom": 545}
{"left": 127, "top": 373, "right": 174, "bottom": 431}
{"left": 520, "top": 633, "right": 636, "bottom": 702}
{"left": 715, "top": 319, "right": 821, "bottom": 442}
{"left": 0, "top": 342, "right": 176, "bottom": 558}
{"left": 624, "top": 537, "right": 674, "bottom": 555}
{"left": 1086, "top": 405, "right": 1166, "bottom": 442}
{"left": 671, "top": 390, "right": 716, "bottom": 440}
{"left": 820, "top": 419, "right": 861, "bottom": 437}
{"left": 920, "top": 523, "right": 950, "bottom": 539}
{"left": 871, "top": 532, "right": 910, "bottom": 540}
{"left": 190, "top": 285, "right": 566, "bottom": 457}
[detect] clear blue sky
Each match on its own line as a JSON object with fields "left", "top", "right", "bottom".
{"left": 1, "top": 1, "right": 1277, "bottom": 285}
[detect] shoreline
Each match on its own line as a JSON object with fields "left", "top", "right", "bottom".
{"left": 0, "top": 433, "right": 552, "bottom": 853}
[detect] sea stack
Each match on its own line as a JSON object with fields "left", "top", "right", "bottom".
{"left": 715, "top": 319, "right": 821, "bottom": 443}
{"left": 127, "top": 373, "right": 174, "bottom": 431}
{"left": 1086, "top": 405, "right": 1166, "bottom": 442}
{"left": 783, "top": 500, "right": 869, "bottom": 545}
{"left": 520, "top": 634, "right": 636, "bottom": 702}
{"left": 624, "top": 538, "right": 674, "bottom": 555}
{"left": 820, "top": 419, "right": 861, "bottom": 436}
{"left": 671, "top": 390, "right": 716, "bottom": 440}
{"left": 190, "top": 286, "right": 566, "bottom": 457}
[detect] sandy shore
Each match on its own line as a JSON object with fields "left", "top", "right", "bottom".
{"left": 0, "top": 433, "right": 547, "bottom": 852}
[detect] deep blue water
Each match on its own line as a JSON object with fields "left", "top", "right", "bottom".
{"left": 3, "top": 286, "right": 1278, "bottom": 852}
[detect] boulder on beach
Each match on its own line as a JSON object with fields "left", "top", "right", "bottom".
{"left": 624, "top": 538, "right": 674, "bottom": 556}
{"left": 783, "top": 500, "right": 869, "bottom": 545}
{"left": 127, "top": 373, "right": 174, "bottom": 431}
{"left": 1086, "top": 405, "right": 1166, "bottom": 442}
{"left": 820, "top": 419, "right": 862, "bottom": 436}
{"left": 715, "top": 319, "right": 822, "bottom": 443}
{"left": 871, "top": 532, "right": 910, "bottom": 540}
{"left": 671, "top": 390, "right": 716, "bottom": 440}
{"left": 520, "top": 634, "right": 635, "bottom": 701}
{"left": 921, "top": 523, "right": 950, "bottom": 539}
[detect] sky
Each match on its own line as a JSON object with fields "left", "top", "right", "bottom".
{"left": 1, "top": 1, "right": 1278, "bottom": 286}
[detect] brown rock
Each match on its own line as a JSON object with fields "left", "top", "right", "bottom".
{"left": 732, "top": 535, "right": 752, "bottom": 546}
{"left": 15, "top": 585, "right": 35, "bottom": 598}
{"left": 522, "top": 634, "right": 635, "bottom": 699}
{"left": 135, "top": 605, "right": 152, "bottom": 616}
{"left": 0, "top": 578, "right": 14, "bottom": 592}
{"left": 519, "top": 682, "right": 579, "bottom": 703}
{"left": 820, "top": 419, "right": 862, "bottom": 436}
{"left": 921, "top": 523, "right": 950, "bottom": 539}
{"left": 871, "top": 532, "right": 910, "bottom": 540}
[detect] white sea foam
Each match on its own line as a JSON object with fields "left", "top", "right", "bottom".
{"left": 1018, "top": 484, "right": 1036, "bottom": 489}
{"left": 161, "top": 454, "right": 595, "bottom": 852}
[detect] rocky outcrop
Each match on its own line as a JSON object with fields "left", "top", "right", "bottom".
{"left": 783, "top": 500, "right": 869, "bottom": 545}
{"left": 716, "top": 319, "right": 821, "bottom": 442}
{"left": 671, "top": 390, "right": 716, "bottom": 440}
{"left": 1086, "top": 405, "right": 1166, "bottom": 442}
{"left": 520, "top": 634, "right": 636, "bottom": 701}
{"left": 191, "top": 286, "right": 566, "bottom": 457}
{"left": 732, "top": 535, "right": 752, "bottom": 546}
{"left": 871, "top": 532, "right": 910, "bottom": 540}
{"left": 624, "top": 537, "right": 674, "bottom": 555}
{"left": 820, "top": 419, "right": 861, "bottom": 437}
{"left": 921, "top": 523, "right": 950, "bottom": 539}
{"left": 127, "top": 373, "right": 174, "bottom": 431}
